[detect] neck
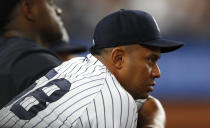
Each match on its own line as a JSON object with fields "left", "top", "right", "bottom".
{"left": 2, "top": 14, "right": 42, "bottom": 45}
{"left": 94, "top": 54, "right": 119, "bottom": 78}
{"left": 2, "top": 29, "right": 43, "bottom": 45}
{"left": 3, "top": 29, "right": 29, "bottom": 38}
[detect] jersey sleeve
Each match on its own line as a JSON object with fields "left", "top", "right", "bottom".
{"left": 11, "top": 52, "right": 61, "bottom": 93}
{"left": 135, "top": 98, "right": 147, "bottom": 110}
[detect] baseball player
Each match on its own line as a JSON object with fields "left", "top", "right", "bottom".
{"left": 0, "top": 9, "right": 183, "bottom": 128}
{"left": 0, "top": 0, "right": 66, "bottom": 108}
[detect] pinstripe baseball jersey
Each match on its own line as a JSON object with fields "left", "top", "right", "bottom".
{"left": 0, "top": 54, "right": 146, "bottom": 128}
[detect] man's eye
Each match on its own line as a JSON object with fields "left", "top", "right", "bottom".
{"left": 148, "top": 57, "right": 155, "bottom": 63}
{"left": 148, "top": 56, "right": 158, "bottom": 65}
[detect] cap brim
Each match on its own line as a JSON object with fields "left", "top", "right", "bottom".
{"left": 140, "top": 38, "right": 184, "bottom": 53}
{"left": 50, "top": 43, "right": 87, "bottom": 54}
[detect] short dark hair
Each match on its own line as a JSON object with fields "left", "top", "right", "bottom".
{"left": 89, "top": 47, "right": 105, "bottom": 55}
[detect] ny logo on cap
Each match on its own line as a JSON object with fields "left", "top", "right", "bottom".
{"left": 152, "top": 16, "right": 160, "bottom": 32}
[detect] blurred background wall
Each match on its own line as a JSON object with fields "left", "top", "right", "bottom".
{"left": 56, "top": 0, "right": 210, "bottom": 127}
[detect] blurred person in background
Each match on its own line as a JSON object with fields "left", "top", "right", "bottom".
{"left": 40, "top": 20, "right": 88, "bottom": 62}
{"left": 0, "top": 0, "right": 66, "bottom": 108}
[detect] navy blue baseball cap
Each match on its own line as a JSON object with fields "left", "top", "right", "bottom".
{"left": 92, "top": 9, "right": 184, "bottom": 53}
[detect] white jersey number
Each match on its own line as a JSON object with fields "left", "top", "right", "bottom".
{"left": 10, "top": 70, "right": 71, "bottom": 120}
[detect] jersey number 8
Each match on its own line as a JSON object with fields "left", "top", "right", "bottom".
{"left": 10, "top": 70, "right": 71, "bottom": 120}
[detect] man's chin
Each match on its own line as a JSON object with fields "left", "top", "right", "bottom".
{"left": 134, "top": 93, "right": 149, "bottom": 100}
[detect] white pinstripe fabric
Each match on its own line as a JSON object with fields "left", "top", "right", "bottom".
{"left": 0, "top": 54, "right": 146, "bottom": 128}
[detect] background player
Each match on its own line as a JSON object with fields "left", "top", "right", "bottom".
{"left": 0, "top": 9, "right": 183, "bottom": 128}
{"left": 0, "top": 0, "right": 66, "bottom": 108}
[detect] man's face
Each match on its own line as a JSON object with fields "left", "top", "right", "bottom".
{"left": 33, "top": 0, "right": 65, "bottom": 42}
{"left": 119, "top": 44, "right": 161, "bottom": 99}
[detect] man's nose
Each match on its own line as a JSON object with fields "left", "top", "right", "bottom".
{"left": 152, "top": 64, "right": 161, "bottom": 78}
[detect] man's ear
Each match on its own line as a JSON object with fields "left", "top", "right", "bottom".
{"left": 111, "top": 47, "right": 125, "bottom": 70}
{"left": 21, "top": 0, "right": 36, "bottom": 22}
